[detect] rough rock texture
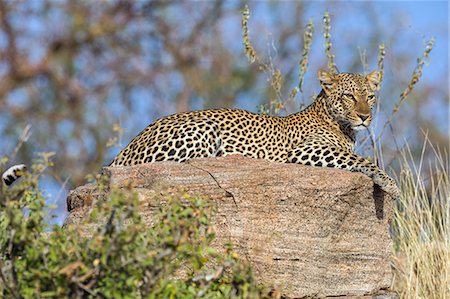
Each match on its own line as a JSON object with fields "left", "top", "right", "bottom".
{"left": 64, "top": 155, "right": 394, "bottom": 298}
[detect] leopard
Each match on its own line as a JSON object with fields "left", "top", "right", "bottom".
{"left": 109, "top": 70, "right": 400, "bottom": 198}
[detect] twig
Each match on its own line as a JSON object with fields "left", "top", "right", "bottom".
{"left": 11, "top": 124, "right": 32, "bottom": 160}
{"left": 0, "top": 260, "right": 21, "bottom": 299}
{"left": 7, "top": 228, "right": 20, "bottom": 299}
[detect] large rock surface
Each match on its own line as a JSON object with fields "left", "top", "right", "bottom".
{"left": 64, "top": 155, "right": 394, "bottom": 298}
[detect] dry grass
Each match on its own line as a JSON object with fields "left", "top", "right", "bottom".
{"left": 392, "top": 141, "right": 450, "bottom": 298}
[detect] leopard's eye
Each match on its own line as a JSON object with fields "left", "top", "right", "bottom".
{"left": 367, "top": 94, "right": 375, "bottom": 101}
{"left": 344, "top": 93, "right": 356, "bottom": 101}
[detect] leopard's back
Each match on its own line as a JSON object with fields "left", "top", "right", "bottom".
{"left": 109, "top": 108, "right": 288, "bottom": 166}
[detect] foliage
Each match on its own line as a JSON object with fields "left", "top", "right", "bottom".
{"left": 0, "top": 163, "right": 272, "bottom": 298}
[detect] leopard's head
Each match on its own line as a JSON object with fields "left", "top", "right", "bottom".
{"left": 318, "top": 70, "right": 381, "bottom": 130}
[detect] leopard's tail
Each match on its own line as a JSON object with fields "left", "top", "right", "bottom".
{"left": 2, "top": 164, "right": 27, "bottom": 186}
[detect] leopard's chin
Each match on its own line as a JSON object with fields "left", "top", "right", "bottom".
{"left": 352, "top": 124, "right": 367, "bottom": 131}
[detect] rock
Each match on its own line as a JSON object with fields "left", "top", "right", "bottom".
{"left": 64, "top": 155, "right": 394, "bottom": 298}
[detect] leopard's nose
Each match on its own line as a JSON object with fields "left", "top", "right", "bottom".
{"left": 358, "top": 114, "right": 369, "bottom": 122}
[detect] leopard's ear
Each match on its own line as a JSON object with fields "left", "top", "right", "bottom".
{"left": 318, "top": 69, "right": 336, "bottom": 96}
{"left": 366, "top": 70, "right": 382, "bottom": 91}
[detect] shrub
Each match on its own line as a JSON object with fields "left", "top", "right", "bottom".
{"left": 0, "top": 158, "right": 271, "bottom": 298}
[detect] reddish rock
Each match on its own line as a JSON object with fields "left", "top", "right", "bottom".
{"left": 64, "top": 155, "right": 394, "bottom": 298}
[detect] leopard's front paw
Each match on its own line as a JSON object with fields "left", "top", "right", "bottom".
{"left": 373, "top": 174, "right": 400, "bottom": 199}
{"left": 381, "top": 182, "right": 400, "bottom": 199}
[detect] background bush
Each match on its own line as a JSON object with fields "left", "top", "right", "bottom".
{"left": 0, "top": 163, "right": 271, "bottom": 298}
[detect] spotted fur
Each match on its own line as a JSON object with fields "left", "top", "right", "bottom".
{"left": 110, "top": 70, "right": 400, "bottom": 198}
{"left": 2, "top": 164, "right": 27, "bottom": 186}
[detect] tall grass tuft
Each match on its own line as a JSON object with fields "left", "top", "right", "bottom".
{"left": 322, "top": 11, "right": 337, "bottom": 74}
{"left": 241, "top": 4, "right": 257, "bottom": 65}
{"left": 376, "top": 38, "right": 435, "bottom": 143}
{"left": 392, "top": 140, "right": 450, "bottom": 298}
{"left": 241, "top": 4, "right": 286, "bottom": 115}
{"left": 298, "top": 19, "right": 314, "bottom": 92}
{"left": 377, "top": 43, "right": 386, "bottom": 85}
